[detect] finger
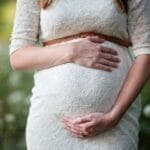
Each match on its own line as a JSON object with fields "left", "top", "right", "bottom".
{"left": 64, "top": 124, "right": 81, "bottom": 136}
{"left": 63, "top": 117, "right": 76, "bottom": 124}
{"left": 100, "top": 53, "right": 120, "bottom": 62}
{"left": 64, "top": 124, "right": 86, "bottom": 138}
{"left": 64, "top": 121, "right": 90, "bottom": 136}
{"left": 92, "top": 63, "right": 113, "bottom": 72}
{"left": 72, "top": 116, "right": 92, "bottom": 124}
{"left": 97, "top": 59, "right": 119, "bottom": 68}
{"left": 63, "top": 118, "right": 83, "bottom": 132}
{"left": 63, "top": 118, "right": 92, "bottom": 135}
{"left": 100, "top": 46, "right": 118, "bottom": 55}
{"left": 86, "top": 36, "right": 105, "bottom": 43}
{"left": 63, "top": 116, "right": 91, "bottom": 124}
{"left": 75, "top": 122, "right": 96, "bottom": 136}
{"left": 63, "top": 118, "right": 100, "bottom": 138}
{"left": 83, "top": 58, "right": 114, "bottom": 72}
{"left": 80, "top": 121, "right": 96, "bottom": 131}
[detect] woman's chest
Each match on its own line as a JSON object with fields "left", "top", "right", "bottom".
{"left": 40, "top": 0, "right": 128, "bottom": 40}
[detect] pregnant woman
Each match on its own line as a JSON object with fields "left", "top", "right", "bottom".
{"left": 9, "top": 0, "right": 150, "bottom": 150}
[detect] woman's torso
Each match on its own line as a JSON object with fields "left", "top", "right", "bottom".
{"left": 39, "top": 0, "right": 128, "bottom": 42}
{"left": 29, "top": 1, "right": 141, "bottom": 148}
{"left": 31, "top": 0, "right": 140, "bottom": 116}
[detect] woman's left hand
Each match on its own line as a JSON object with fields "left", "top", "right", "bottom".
{"left": 62, "top": 111, "right": 119, "bottom": 138}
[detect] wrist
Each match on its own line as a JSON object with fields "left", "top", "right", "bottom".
{"left": 64, "top": 42, "right": 76, "bottom": 63}
{"left": 109, "top": 106, "right": 125, "bottom": 123}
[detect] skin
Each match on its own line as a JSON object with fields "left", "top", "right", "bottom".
{"left": 10, "top": 35, "right": 150, "bottom": 139}
{"left": 10, "top": 36, "right": 120, "bottom": 71}
{"left": 62, "top": 54, "right": 150, "bottom": 138}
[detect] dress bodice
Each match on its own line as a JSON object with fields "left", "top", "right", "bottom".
{"left": 9, "top": 0, "right": 150, "bottom": 57}
{"left": 40, "top": 0, "right": 128, "bottom": 42}
{"left": 9, "top": 1, "right": 150, "bottom": 149}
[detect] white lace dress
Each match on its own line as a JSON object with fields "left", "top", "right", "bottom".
{"left": 9, "top": 0, "right": 150, "bottom": 150}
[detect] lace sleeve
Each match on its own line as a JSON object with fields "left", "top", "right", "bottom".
{"left": 9, "top": 0, "right": 40, "bottom": 55}
{"left": 127, "top": 0, "right": 150, "bottom": 57}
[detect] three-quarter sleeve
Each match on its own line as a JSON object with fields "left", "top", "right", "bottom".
{"left": 127, "top": 0, "right": 150, "bottom": 57}
{"left": 9, "top": 0, "right": 40, "bottom": 55}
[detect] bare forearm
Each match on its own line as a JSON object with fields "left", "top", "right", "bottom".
{"left": 111, "top": 54, "right": 150, "bottom": 120}
{"left": 10, "top": 44, "right": 73, "bottom": 71}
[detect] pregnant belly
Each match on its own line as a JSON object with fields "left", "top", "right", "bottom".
{"left": 31, "top": 41, "right": 133, "bottom": 116}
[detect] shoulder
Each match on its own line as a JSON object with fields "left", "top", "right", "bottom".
{"left": 15, "top": 0, "right": 40, "bottom": 11}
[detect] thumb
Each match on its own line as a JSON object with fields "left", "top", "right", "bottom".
{"left": 73, "top": 116, "right": 91, "bottom": 124}
{"left": 86, "top": 35, "right": 105, "bottom": 43}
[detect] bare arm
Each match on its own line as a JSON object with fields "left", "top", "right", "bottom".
{"left": 10, "top": 0, "right": 120, "bottom": 72}
{"left": 111, "top": 0, "right": 150, "bottom": 121}
{"left": 61, "top": 0, "right": 150, "bottom": 138}
{"left": 110, "top": 54, "right": 150, "bottom": 120}
{"left": 10, "top": 36, "right": 120, "bottom": 71}
{"left": 10, "top": 43, "right": 73, "bottom": 71}
{"left": 61, "top": 54, "right": 150, "bottom": 138}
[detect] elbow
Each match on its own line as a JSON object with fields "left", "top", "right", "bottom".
{"left": 144, "top": 54, "right": 150, "bottom": 76}
{"left": 10, "top": 55, "right": 21, "bottom": 71}
{"left": 9, "top": 51, "right": 25, "bottom": 71}
{"left": 136, "top": 54, "right": 150, "bottom": 78}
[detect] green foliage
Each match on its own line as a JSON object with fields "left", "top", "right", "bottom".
{"left": 0, "top": 0, "right": 16, "bottom": 43}
{"left": 0, "top": 1, "right": 33, "bottom": 149}
{"left": 139, "top": 82, "right": 150, "bottom": 150}
{"left": 0, "top": 45, "right": 33, "bottom": 150}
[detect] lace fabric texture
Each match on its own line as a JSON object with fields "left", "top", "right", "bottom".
{"left": 9, "top": 0, "right": 150, "bottom": 57}
{"left": 26, "top": 39, "right": 141, "bottom": 150}
{"left": 9, "top": 0, "right": 149, "bottom": 149}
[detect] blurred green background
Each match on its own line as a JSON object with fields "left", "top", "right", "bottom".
{"left": 0, "top": 0, "right": 150, "bottom": 150}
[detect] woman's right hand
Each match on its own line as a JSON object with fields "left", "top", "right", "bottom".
{"left": 70, "top": 35, "right": 120, "bottom": 72}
